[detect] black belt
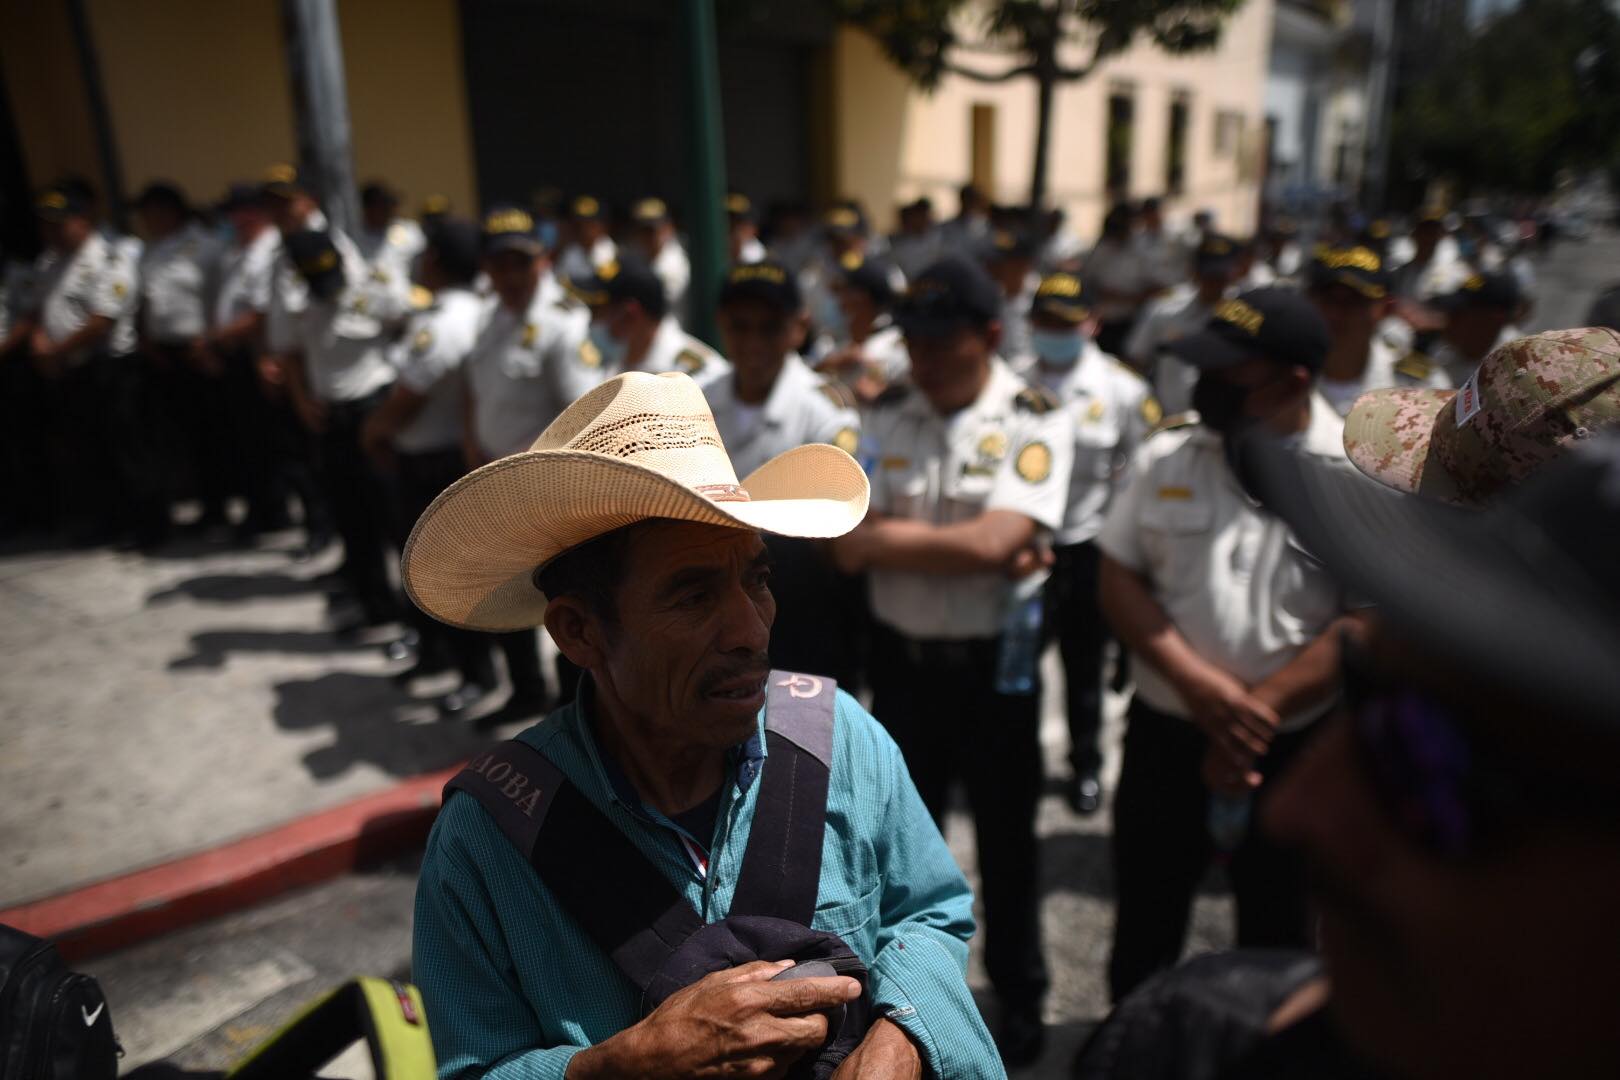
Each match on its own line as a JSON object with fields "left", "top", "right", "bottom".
{"left": 877, "top": 623, "right": 997, "bottom": 667}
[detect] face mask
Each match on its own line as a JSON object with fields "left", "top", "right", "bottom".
{"left": 588, "top": 319, "right": 628, "bottom": 370}
{"left": 1031, "top": 328, "right": 1084, "bottom": 367}
{"left": 1191, "top": 372, "right": 1253, "bottom": 436}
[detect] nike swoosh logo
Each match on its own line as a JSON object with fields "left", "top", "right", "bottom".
{"left": 82, "top": 1002, "right": 104, "bottom": 1027}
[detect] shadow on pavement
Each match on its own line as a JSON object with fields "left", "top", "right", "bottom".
{"left": 271, "top": 671, "right": 486, "bottom": 780}
{"left": 1039, "top": 831, "right": 1113, "bottom": 899}
{"left": 148, "top": 570, "right": 328, "bottom": 605}
{"left": 167, "top": 628, "right": 377, "bottom": 669}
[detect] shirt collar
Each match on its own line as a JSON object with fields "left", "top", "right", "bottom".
{"left": 1302, "top": 391, "right": 1347, "bottom": 457}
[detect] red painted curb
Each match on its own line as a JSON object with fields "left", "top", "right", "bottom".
{"left": 0, "top": 763, "right": 464, "bottom": 962}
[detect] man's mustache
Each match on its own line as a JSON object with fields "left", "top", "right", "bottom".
{"left": 697, "top": 654, "right": 772, "bottom": 696}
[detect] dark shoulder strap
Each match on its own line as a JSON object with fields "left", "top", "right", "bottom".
{"left": 443, "top": 741, "right": 705, "bottom": 992}
{"left": 729, "top": 672, "right": 837, "bottom": 924}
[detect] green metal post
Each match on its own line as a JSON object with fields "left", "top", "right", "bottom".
{"left": 680, "top": 0, "right": 728, "bottom": 349}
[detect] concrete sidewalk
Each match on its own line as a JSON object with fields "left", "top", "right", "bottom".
{"left": 0, "top": 528, "right": 528, "bottom": 910}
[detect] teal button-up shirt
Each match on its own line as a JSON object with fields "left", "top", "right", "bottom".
{"left": 413, "top": 684, "right": 1005, "bottom": 1079}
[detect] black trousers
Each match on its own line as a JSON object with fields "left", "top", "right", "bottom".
{"left": 315, "top": 390, "right": 398, "bottom": 624}
{"left": 1108, "top": 697, "right": 1313, "bottom": 1003}
{"left": 215, "top": 345, "right": 279, "bottom": 532}
{"left": 868, "top": 622, "right": 1049, "bottom": 1011}
{"left": 1045, "top": 541, "right": 1109, "bottom": 777}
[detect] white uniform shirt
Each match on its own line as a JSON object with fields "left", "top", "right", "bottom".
{"left": 1391, "top": 251, "right": 1467, "bottom": 302}
{"left": 1014, "top": 342, "right": 1156, "bottom": 546}
{"left": 1083, "top": 240, "right": 1146, "bottom": 324}
{"left": 1319, "top": 332, "right": 1452, "bottom": 418}
{"left": 267, "top": 209, "right": 363, "bottom": 354}
{"left": 998, "top": 276, "right": 1039, "bottom": 363}
{"left": 865, "top": 360, "right": 1076, "bottom": 640}
{"left": 705, "top": 353, "right": 860, "bottom": 479}
{"left": 1125, "top": 284, "right": 1221, "bottom": 415}
{"left": 552, "top": 313, "right": 730, "bottom": 410}
{"left": 651, "top": 240, "right": 691, "bottom": 326}
{"left": 808, "top": 319, "right": 909, "bottom": 389}
{"left": 356, "top": 219, "right": 426, "bottom": 284}
{"left": 735, "top": 236, "right": 768, "bottom": 265}
{"left": 389, "top": 286, "right": 487, "bottom": 453}
{"left": 1135, "top": 228, "right": 1189, "bottom": 292}
{"left": 1428, "top": 325, "right": 1519, "bottom": 389}
{"left": 466, "top": 277, "right": 587, "bottom": 459}
{"left": 555, "top": 236, "right": 617, "bottom": 287}
{"left": 1097, "top": 394, "right": 1351, "bottom": 729}
{"left": 212, "top": 226, "right": 279, "bottom": 330}
{"left": 32, "top": 232, "right": 137, "bottom": 363}
{"left": 293, "top": 249, "right": 408, "bottom": 403}
{"left": 138, "top": 221, "right": 216, "bottom": 343}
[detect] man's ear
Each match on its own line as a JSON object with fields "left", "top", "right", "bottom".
{"left": 543, "top": 597, "right": 607, "bottom": 671}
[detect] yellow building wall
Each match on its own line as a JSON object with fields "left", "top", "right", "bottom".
{"left": 832, "top": 0, "right": 1274, "bottom": 240}
{"left": 83, "top": 0, "right": 296, "bottom": 207}
{"left": 0, "top": 0, "right": 102, "bottom": 194}
{"left": 1, "top": 0, "right": 476, "bottom": 220}
{"left": 336, "top": 0, "right": 477, "bottom": 217}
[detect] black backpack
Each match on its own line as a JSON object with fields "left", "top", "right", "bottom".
{"left": 0, "top": 923, "right": 118, "bottom": 1080}
{"left": 445, "top": 670, "right": 870, "bottom": 1079}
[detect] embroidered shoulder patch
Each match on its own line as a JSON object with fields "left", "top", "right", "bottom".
{"left": 1015, "top": 441, "right": 1053, "bottom": 483}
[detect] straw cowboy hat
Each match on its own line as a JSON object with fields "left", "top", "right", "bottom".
{"left": 402, "top": 371, "right": 870, "bottom": 631}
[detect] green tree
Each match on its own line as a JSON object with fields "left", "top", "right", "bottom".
{"left": 824, "top": 0, "right": 1248, "bottom": 210}
{"left": 1391, "top": 0, "right": 1620, "bottom": 198}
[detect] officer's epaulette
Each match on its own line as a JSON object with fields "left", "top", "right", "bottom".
{"left": 1393, "top": 349, "right": 1435, "bottom": 382}
{"left": 872, "top": 382, "right": 911, "bottom": 408}
{"left": 675, "top": 346, "right": 713, "bottom": 375}
{"left": 1148, "top": 412, "right": 1197, "bottom": 438}
{"left": 817, "top": 380, "right": 858, "bottom": 411}
{"left": 1014, "top": 385, "right": 1061, "bottom": 415}
{"left": 551, "top": 291, "right": 583, "bottom": 313}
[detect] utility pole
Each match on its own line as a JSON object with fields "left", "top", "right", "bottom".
{"left": 1363, "top": 0, "right": 1398, "bottom": 212}
{"left": 64, "top": 0, "right": 126, "bottom": 231}
{"left": 679, "top": 0, "right": 728, "bottom": 349}
{"left": 281, "top": 0, "right": 359, "bottom": 236}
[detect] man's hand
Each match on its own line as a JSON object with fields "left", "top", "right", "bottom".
{"left": 1004, "top": 544, "right": 1054, "bottom": 581}
{"left": 1175, "top": 663, "right": 1279, "bottom": 770}
{"left": 830, "top": 1018, "right": 922, "bottom": 1080}
{"left": 29, "top": 328, "right": 59, "bottom": 377}
{"left": 567, "top": 960, "right": 862, "bottom": 1080}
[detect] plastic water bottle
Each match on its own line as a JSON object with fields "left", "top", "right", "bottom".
{"left": 994, "top": 575, "right": 1046, "bottom": 696}
{"left": 1207, "top": 791, "right": 1252, "bottom": 855}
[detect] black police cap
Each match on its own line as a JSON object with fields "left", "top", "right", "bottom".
{"left": 1308, "top": 244, "right": 1392, "bottom": 301}
{"left": 895, "top": 255, "right": 1002, "bottom": 337}
{"left": 718, "top": 260, "right": 802, "bottom": 314}
{"left": 426, "top": 219, "right": 483, "bottom": 285}
{"left": 1166, "top": 286, "right": 1331, "bottom": 374}
{"left": 569, "top": 255, "right": 668, "bottom": 319}
{"left": 836, "top": 253, "right": 896, "bottom": 307}
{"left": 282, "top": 230, "right": 346, "bottom": 300}
{"left": 35, "top": 185, "right": 90, "bottom": 222}
{"left": 1436, "top": 271, "right": 1522, "bottom": 314}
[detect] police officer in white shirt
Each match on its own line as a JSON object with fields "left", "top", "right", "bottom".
{"left": 1085, "top": 204, "right": 1149, "bottom": 357}
{"left": 556, "top": 254, "right": 728, "bottom": 408}
{"left": 135, "top": 182, "right": 222, "bottom": 530}
{"left": 1390, "top": 208, "right": 1467, "bottom": 303}
{"left": 554, "top": 194, "right": 616, "bottom": 287}
{"left": 1423, "top": 271, "right": 1524, "bottom": 387}
{"left": 1135, "top": 197, "right": 1189, "bottom": 294}
{"left": 281, "top": 229, "right": 410, "bottom": 630}
{"left": 198, "top": 183, "right": 284, "bottom": 539}
{"left": 1124, "top": 233, "right": 1246, "bottom": 415}
{"left": 1097, "top": 288, "right": 1363, "bottom": 1004}
{"left": 1308, "top": 245, "right": 1452, "bottom": 418}
{"left": 627, "top": 198, "right": 691, "bottom": 328}
{"left": 357, "top": 181, "right": 426, "bottom": 285}
{"left": 359, "top": 219, "right": 497, "bottom": 716}
{"left": 888, "top": 197, "right": 942, "bottom": 281}
{"left": 726, "top": 193, "right": 767, "bottom": 265}
{"left": 982, "top": 227, "right": 1040, "bottom": 362}
{"left": 807, "top": 252, "right": 909, "bottom": 405}
{"left": 831, "top": 255, "right": 1075, "bottom": 1066}
{"left": 1012, "top": 270, "right": 1159, "bottom": 816}
{"left": 463, "top": 205, "right": 587, "bottom": 716}
{"left": 7, "top": 185, "right": 138, "bottom": 540}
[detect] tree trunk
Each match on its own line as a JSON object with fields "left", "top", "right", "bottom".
{"left": 1029, "top": 39, "right": 1055, "bottom": 213}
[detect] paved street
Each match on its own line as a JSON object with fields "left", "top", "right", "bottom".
{"left": 5, "top": 232, "right": 1612, "bottom": 1077}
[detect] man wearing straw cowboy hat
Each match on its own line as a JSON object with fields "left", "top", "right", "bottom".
{"left": 408, "top": 371, "right": 1004, "bottom": 1079}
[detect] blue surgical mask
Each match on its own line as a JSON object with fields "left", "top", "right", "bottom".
{"left": 1031, "top": 328, "right": 1084, "bottom": 367}
{"left": 588, "top": 319, "right": 628, "bottom": 370}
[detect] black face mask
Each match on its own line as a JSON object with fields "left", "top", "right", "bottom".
{"left": 1191, "top": 373, "right": 1253, "bottom": 436}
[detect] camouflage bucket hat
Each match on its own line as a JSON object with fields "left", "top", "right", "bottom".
{"left": 1343, "top": 327, "right": 1620, "bottom": 506}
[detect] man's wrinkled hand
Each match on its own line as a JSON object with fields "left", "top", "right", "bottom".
{"left": 567, "top": 960, "right": 861, "bottom": 1080}
{"left": 1004, "top": 544, "right": 1054, "bottom": 580}
{"left": 1177, "top": 664, "right": 1279, "bottom": 766}
{"left": 830, "top": 1018, "right": 922, "bottom": 1079}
